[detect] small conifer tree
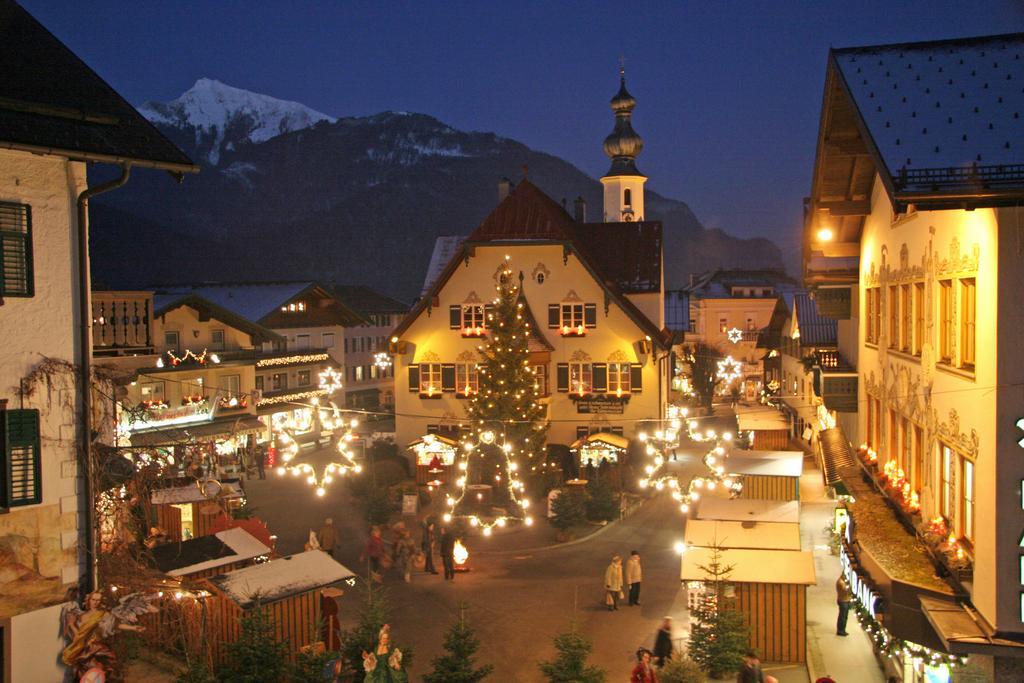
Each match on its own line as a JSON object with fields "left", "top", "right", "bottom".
{"left": 537, "top": 625, "right": 606, "bottom": 683}
{"left": 423, "top": 603, "right": 493, "bottom": 683}
{"left": 549, "top": 489, "right": 587, "bottom": 531}
{"left": 218, "top": 602, "right": 288, "bottom": 683}
{"left": 339, "top": 579, "right": 404, "bottom": 678}
{"left": 585, "top": 478, "right": 618, "bottom": 522}
{"left": 687, "top": 542, "right": 749, "bottom": 678}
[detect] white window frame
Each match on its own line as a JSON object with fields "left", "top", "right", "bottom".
{"left": 569, "top": 362, "right": 592, "bottom": 395}
{"left": 608, "top": 362, "right": 631, "bottom": 395}
{"left": 456, "top": 363, "right": 479, "bottom": 396}
{"left": 322, "top": 332, "right": 335, "bottom": 348}
{"left": 561, "top": 303, "right": 584, "bottom": 329}
{"left": 419, "top": 363, "right": 442, "bottom": 395}
{"left": 461, "top": 304, "right": 486, "bottom": 331}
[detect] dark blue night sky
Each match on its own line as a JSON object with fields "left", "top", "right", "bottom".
{"left": 23, "top": 1, "right": 1024, "bottom": 251}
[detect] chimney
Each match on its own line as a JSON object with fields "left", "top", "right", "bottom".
{"left": 573, "top": 196, "right": 587, "bottom": 222}
{"left": 498, "top": 177, "right": 512, "bottom": 203}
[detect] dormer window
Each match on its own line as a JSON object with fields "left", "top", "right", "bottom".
{"left": 281, "top": 301, "right": 306, "bottom": 313}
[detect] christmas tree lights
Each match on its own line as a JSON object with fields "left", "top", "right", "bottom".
{"left": 444, "top": 258, "right": 548, "bottom": 532}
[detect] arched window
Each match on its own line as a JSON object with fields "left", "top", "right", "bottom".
{"left": 623, "top": 188, "right": 632, "bottom": 207}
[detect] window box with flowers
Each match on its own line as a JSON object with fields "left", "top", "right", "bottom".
{"left": 182, "top": 394, "right": 208, "bottom": 407}
{"left": 558, "top": 362, "right": 642, "bottom": 402}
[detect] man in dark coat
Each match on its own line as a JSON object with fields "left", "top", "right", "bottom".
{"left": 439, "top": 526, "right": 456, "bottom": 580}
{"left": 421, "top": 520, "right": 438, "bottom": 574}
{"left": 653, "top": 617, "right": 673, "bottom": 666}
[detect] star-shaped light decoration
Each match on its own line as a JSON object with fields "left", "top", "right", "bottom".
{"left": 727, "top": 327, "right": 743, "bottom": 344}
{"left": 373, "top": 351, "right": 392, "bottom": 371}
{"left": 318, "top": 367, "right": 343, "bottom": 395}
{"left": 716, "top": 356, "right": 743, "bottom": 385}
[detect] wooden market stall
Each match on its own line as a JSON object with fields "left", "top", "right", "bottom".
{"left": 569, "top": 432, "right": 629, "bottom": 486}
{"left": 408, "top": 433, "right": 459, "bottom": 486}
{"left": 735, "top": 405, "right": 791, "bottom": 450}
{"left": 726, "top": 450, "right": 804, "bottom": 501}
{"left": 150, "top": 527, "right": 272, "bottom": 581}
{"left": 683, "top": 519, "right": 801, "bottom": 552}
{"left": 201, "top": 550, "right": 355, "bottom": 664}
{"left": 696, "top": 497, "right": 800, "bottom": 524}
{"left": 150, "top": 479, "right": 245, "bottom": 542}
{"left": 681, "top": 547, "right": 816, "bottom": 663}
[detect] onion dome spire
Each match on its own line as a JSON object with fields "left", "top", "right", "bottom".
{"left": 602, "top": 66, "right": 645, "bottom": 177}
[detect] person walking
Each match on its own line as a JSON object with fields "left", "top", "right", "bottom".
{"left": 626, "top": 550, "right": 643, "bottom": 606}
{"left": 653, "top": 617, "right": 673, "bottom": 666}
{"left": 604, "top": 555, "right": 623, "bottom": 611}
{"left": 395, "top": 530, "right": 417, "bottom": 583}
{"left": 836, "top": 574, "right": 854, "bottom": 636}
{"left": 361, "top": 526, "right": 386, "bottom": 583}
{"left": 317, "top": 518, "right": 339, "bottom": 558}
{"left": 439, "top": 526, "right": 456, "bottom": 581}
{"left": 421, "top": 520, "right": 438, "bottom": 574}
{"left": 630, "top": 648, "right": 658, "bottom": 683}
{"left": 737, "top": 649, "right": 765, "bottom": 683}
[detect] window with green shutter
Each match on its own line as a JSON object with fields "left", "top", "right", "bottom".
{"left": 2, "top": 408, "right": 42, "bottom": 507}
{"left": 0, "top": 202, "right": 33, "bottom": 298}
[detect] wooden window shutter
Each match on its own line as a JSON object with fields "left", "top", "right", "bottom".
{"left": 408, "top": 365, "right": 420, "bottom": 391}
{"left": 449, "top": 305, "right": 461, "bottom": 329}
{"left": 2, "top": 409, "right": 41, "bottom": 507}
{"left": 556, "top": 363, "right": 569, "bottom": 392}
{"left": 441, "top": 364, "right": 456, "bottom": 392}
{"left": 584, "top": 303, "right": 597, "bottom": 328}
{"left": 591, "top": 363, "right": 608, "bottom": 392}
{"left": 630, "top": 364, "right": 643, "bottom": 393}
{"left": 0, "top": 202, "right": 33, "bottom": 298}
{"left": 548, "top": 304, "right": 560, "bottom": 329}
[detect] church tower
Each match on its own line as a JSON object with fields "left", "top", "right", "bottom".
{"left": 600, "top": 68, "right": 646, "bottom": 222}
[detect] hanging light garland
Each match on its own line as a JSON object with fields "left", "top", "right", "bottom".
{"left": 638, "top": 404, "right": 743, "bottom": 513}
{"left": 272, "top": 371, "right": 361, "bottom": 497}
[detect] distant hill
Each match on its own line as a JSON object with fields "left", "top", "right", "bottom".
{"left": 91, "top": 78, "right": 784, "bottom": 300}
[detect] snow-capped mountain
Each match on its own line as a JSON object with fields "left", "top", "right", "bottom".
{"left": 138, "top": 78, "right": 336, "bottom": 164}
{"left": 92, "top": 82, "right": 786, "bottom": 299}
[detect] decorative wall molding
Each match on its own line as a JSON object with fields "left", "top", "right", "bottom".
{"left": 607, "top": 349, "right": 629, "bottom": 362}
{"left": 419, "top": 350, "right": 441, "bottom": 362}
{"left": 462, "top": 291, "right": 483, "bottom": 304}
{"left": 562, "top": 289, "right": 582, "bottom": 303}
{"left": 935, "top": 236, "right": 980, "bottom": 277}
{"left": 532, "top": 262, "right": 550, "bottom": 283}
{"left": 456, "top": 350, "right": 477, "bottom": 362}
{"left": 570, "top": 349, "right": 591, "bottom": 362}
{"left": 936, "top": 408, "right": 980, "bottom": 459}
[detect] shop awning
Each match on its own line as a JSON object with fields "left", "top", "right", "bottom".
{"left": 817, "top": 424, "right": 859, "bottom": 486}
{"left": 570, "top": 432, "right": 630, "bottom": 451}
{"left": 920, "top": 596, "right": 1024, "bottom": 657}
{"left": 684, "top": 519, "right": 801, "bottom": 551}
{"left": 130, "top": 415, "right": 265, "bottom": 447}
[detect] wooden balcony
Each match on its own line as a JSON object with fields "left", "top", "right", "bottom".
{"left": 93, "top": 291, "right": 153, "bottom": 356}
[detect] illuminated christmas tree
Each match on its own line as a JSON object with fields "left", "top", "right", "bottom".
{"left": 449, "top": 259, "right": 548, "bottom": 528}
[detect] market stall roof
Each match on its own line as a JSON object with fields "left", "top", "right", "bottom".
{"left": 151, "top": 480, "right": 244, "bottom": 505}
{"left": 406, "top": 433, "right": 460, "bottom": 449}
{"left": 725, "top": 453, "right": 803, "bottom": 478}
{"left": 681, "top": 547, "right": 816, "bottom": 585}
{"left": 130, "top": 415, "right": 265, "bottom": 448}
{"left": 152, "top": 528, "right": 270, "bottom": 577}
{"left": 208, "top": 550, "right": 355, "bottom": 609}
{"left": 818, "top": 425, "right": 859, "bottom": 486}
{"left": 684, "top": 519, "right": 801, "bottom": 551}
{"left": 570, "top": 432, "right": 630, "bottom": 451}
{"left": 697, "top": 498, "right": 800, "bottom": 524}
{"left": 735, "top": 405, "right": 790, "bottom": 431}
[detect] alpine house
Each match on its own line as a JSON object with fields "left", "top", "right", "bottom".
{"left": 805, "top": 33, "right": 1024, "bottom": 679}
{"left": 390, "top": 72, "right": 671, "bottom": 459}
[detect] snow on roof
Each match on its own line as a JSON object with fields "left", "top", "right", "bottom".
{"left": 734, "top": 405, "right": 790, "bottom": 431}
{"left": 162, "top": 527, "right": 271, "bottom": 577}
{"left": 696, "top": 498, "right": 800, "bottom": 524}
{"left": 151, "top": 480, "right": 244, "bottom": 505}
{"left": 725, "top": 452, "right": 804, "bottom": 478}
{"left": 834, "top": 34, "right": 1024, "bottom": 182}
{"left": 209, "top": 550, "right": 355, "bottom": 608}
{"left": 680, "top": 547, "right": 816, "bottom": 585}
{"left": 421, "top": 236, "right": 465, "bottom": 295}
{"left": 157, "top": 282, "right": 314, "bottom": 323}
{"left": 684, "top": 519, "right": 802, "bottom": 551}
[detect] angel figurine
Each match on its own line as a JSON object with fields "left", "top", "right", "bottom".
{"left": 361, "top": 624, "right": 408, "bottom": 682}
{"left": 61, "top": 592, "right": 156, "bottom": 682}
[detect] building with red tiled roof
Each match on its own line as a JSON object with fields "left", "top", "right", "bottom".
{"left": 391, "top": 73, "right": 671, "bottom": 453}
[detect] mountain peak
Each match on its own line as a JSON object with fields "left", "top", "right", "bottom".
{"left": 139, "top": 78, "right": 336, "bottom": 164}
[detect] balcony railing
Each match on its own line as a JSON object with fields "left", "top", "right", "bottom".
{"left": 92, "top": 291, "right": 153, "bottom": 356}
